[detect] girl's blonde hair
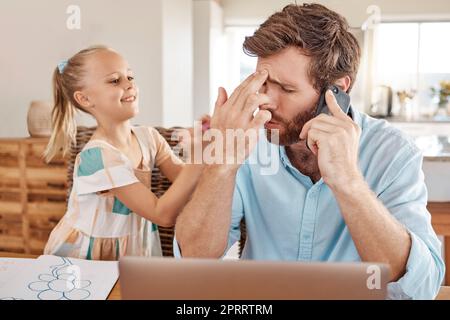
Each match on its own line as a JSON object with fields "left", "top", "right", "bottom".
{"left": 44, "top": 45, "right": 111, "bottom": 162}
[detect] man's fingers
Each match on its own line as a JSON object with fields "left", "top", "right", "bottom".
{"left": 243, "top": 93, "right": 272, "bottom": 120}
{"left": 234, "top": 70, "right": 268, "bottom": 110}
{"left": 215, "top": 87, "right": 228, "bottom": 108}
{"left": 251, "top": 109, "right": 272, "bottom": 129}
{"left": 227, "top": 72, "right": 257, "bottom": 106}
{"left": 300, "top": 120, "right": 336, "bottom": 140}
{"left": 306, "top": 128, "right": 327, "bottom": 156}
{"left": 300, "top": 119, "right": 312, "bottom": 141}
{"left": 213, "top": 87, "right": 228, "bottom": 118}
{"left": 325, "top": 89, "right": 347, "bottom": 120}
{"left": 300, "top": 115, "right": 344, "bottom": 140}
{"left": 217, "top": 69, "right": 268, "bottom": 115}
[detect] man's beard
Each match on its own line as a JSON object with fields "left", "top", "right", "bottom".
{"left": 266, "top": 106, "right": 316, "bottom": 146}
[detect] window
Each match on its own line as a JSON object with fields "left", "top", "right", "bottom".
{"left": 222, "top": 26, "right": 366, "bottom": 111}
{"left": 372, "top": 22, "right": 450, "bottom": 117}
{"left": 223, "top": 26, "right": 258, "bottom": 94}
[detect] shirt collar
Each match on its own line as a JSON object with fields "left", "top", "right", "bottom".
{"left": 279, "top": 145, "right": 320, "bottom": 187}
{"left": 349, "top": 105, "right": 363, "bottom": 129}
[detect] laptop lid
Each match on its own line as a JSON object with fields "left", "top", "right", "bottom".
{"left": 119, "top": 257, "right": 389, "bottom": 300}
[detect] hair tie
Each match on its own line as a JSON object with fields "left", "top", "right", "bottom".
{"left": 57, "top": 60, "right": 68, "bottom": 74}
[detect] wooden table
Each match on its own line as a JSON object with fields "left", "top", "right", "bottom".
{"left": 428, "top": 202, "right": 450, "bottom": 285}
{"left": 1, "top": 252, "right": 449, "bottom": 300}
{"left": 108, "top": 280, "right": 121, "bottom": 300}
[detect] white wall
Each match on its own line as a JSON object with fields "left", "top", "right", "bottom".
{"left": 193, "top": 0, "right": 212, "bottom": 120}
{"left": 0, "top": 0, "right": 193, "bottom": 138}
{"left": 222, "top": 0, "right": 450, "bottom": 27}
{"left": 162, "top": 0, "right": 194, "bottom": 127}
{"left": 209, "top": 1, "right": 226, "bottom": 113}
{"left": 193, "top": 0, "right": 225, "bottom": 119}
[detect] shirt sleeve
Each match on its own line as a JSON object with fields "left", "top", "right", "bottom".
{"left": 377, "top": 143, "right": 445, "bottom": 299}
{"left": 148, "top": 127, "right": 183, "bottom": 167}
{"left": 173, "top": 234, "right": 182, "bottom": 258}
{"left": 225, "top": 183, "right": 245, "bottom": 255}
{"left": 74, "top": 145, "right": 139, "bottom": 196}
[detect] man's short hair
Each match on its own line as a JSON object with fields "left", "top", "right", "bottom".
{"left": 243, "top": 3, "right": 361, "bottom": 93}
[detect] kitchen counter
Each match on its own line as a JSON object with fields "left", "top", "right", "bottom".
{"left": 387, "top": 115, "right": 450, "bottom": 123}
{"left": 415, "top": 135, "right": 450, "bottom": 162}
{"left": 387, "top": 121, "right": 450, "bottom": 161}
{"left": 413, "top": 134, "right": 449, "bottom": 201}
{"left": 386, "top": 121, "right": 450, "bottom": 201}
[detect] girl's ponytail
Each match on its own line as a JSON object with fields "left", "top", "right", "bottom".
{"left": 44, "top": 68, "right": 77, "bottom": 162}
{"left": 43, "top": 45, "right": 110, "bottom": 163}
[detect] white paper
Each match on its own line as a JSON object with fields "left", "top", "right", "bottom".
{"left": 0, "top": 258, "right": 35, "bottom": 298}
{"left": 0, "top": 255, "right": 118, "bottom": 300}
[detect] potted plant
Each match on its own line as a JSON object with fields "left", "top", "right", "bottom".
{"left": 430, "top": 80, "right": 450, "bottom": 116}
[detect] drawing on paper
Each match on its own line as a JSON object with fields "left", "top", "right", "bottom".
{"left": 27, "top": 257, "right": 92, "bottom": 300}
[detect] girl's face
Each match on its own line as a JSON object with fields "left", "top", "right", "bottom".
{"left": 79, "top": 50, "right": 139, "bottom": 123}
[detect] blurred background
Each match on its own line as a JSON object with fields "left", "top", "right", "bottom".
{"left": 1, "top": 0, "right": 450, "bottom": 134}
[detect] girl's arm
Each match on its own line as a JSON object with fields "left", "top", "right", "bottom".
{"left": 158, "top": 156, "right": 183, "bottom": 182}
{"left": 108, "top": 160, "right": 203, "bottom": 227}
{"left": 108, "top": 118, "right": 211, "bottom": 227}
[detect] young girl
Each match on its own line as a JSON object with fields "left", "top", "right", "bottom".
{"left": 44, "top": 45, "right": 203, "bottom": 260}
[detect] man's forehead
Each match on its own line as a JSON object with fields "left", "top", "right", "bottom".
{"left": 256, "top": 50, "right": 310, "bottom": 87}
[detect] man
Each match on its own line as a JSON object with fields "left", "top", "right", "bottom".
{"left": 175, "top": 3, "right": 444, "bottom": 299}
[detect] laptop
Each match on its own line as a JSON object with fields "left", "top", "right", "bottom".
{"left": 119, "top": 257, "right": 390, "bottom": 300}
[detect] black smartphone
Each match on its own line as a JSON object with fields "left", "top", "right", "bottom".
{"left": 315, "top": 85, "right": 351, "bottom": 118}
{"left": 305, "top": 85, "right": 352, "bottom": 151}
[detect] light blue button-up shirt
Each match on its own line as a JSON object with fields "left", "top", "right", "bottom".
{"left": 174, "top": 108, "right": 445, "bottom": 300}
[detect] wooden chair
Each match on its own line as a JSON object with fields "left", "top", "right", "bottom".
{"left": 239, "top": 220, "right": 247, "bottom": 257}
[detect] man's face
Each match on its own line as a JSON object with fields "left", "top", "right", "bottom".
{"left": 256, "top": 47, "right": 320, "bottom": 145}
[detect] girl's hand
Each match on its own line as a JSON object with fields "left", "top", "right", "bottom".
{"left": 177, "top": 114, "right": 211, "bottom": 164}
{"left": 201, "top": 114, "right": 211, "bottom": 132}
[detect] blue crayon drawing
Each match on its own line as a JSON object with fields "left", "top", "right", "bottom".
{"left": 27, "top": 257, "right": 92, "bottom": 300}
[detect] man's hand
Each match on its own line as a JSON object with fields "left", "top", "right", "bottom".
{"left": 210, "top": 70, "right": 272, "bottom": 167}
{"left": 299, "top": 89, "right": 362, "bottom": 191}
{"left": 175, "top": 71, "right": 271, "bottom": 257}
